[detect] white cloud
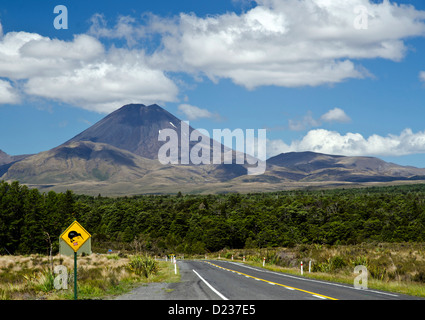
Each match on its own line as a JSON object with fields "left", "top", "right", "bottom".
{"left": 288, "top": 108, "right": 350, "bottom": 131}
{"left": 1, "top": 0, "right": 425, "bottom": 111}
{"left": 88, "top": 14, "right": 146, "bottom": 47}
{"left": 321, "top": 108, "right": 351, "bottom": 123}
{"left": 178, "top": 104, "right": 218, "bottom": 121}
{"left": 24, "top": 48, "right": 179, "bottom": 113}
{"left": 149, "top": 0, "right": 425, "bottom": 88}
{"left": 20, "top": 34, "right": 104, "bottom": 61}
{"left": 267, "top": 128, "right": 425, "bottom": 158}
{"left": 0, "top": 79, "right": 20, "bottom": 104}
{"left": 288, "top": 111, "right": 320, "bottom": 131}
{"left": 0, "top": 28, "right": 178, "bottom": 113}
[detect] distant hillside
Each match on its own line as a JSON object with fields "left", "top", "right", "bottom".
{"left": 0, "top": 150, "right": 33, "bottom": 177}
{"left": 2, "top": 104, "right": 425, "bottom": 196}
{"left": 0, "top": 149, "right": 13, "bottom": 166}
{"left": 264, "top": 151, "right": 425, "bottom": 182}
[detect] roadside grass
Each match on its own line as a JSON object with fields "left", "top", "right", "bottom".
{"left": 0, "top": 254, "right": 180, "bottom": 300}
{"left": 4, "top": 242, "right": 425, "bottom": 299}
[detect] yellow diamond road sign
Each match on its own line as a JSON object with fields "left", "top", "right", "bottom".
{"left": 60, "top": 220, "right": 91, "bottom": 252}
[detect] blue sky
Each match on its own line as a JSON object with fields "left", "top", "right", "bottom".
{"left": 1, "top": 0, "right": 425, "bottom": 167}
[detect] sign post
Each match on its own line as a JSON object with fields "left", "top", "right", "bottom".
{"left": 74, "top": 251, "right": 77, "bottom": 300}
{"left": 60, "top": 220, "right": 91, "bottom": 300}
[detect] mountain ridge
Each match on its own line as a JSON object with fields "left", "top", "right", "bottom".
{"left": 2, "top": 104, "right": 425, "bottom": 195}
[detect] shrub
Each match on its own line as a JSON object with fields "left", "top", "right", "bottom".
{"left": 329, "top": 256, "right": 346, "bottom": 271}
{"left": 128, "top": 255, "right": 158, "bottom": 278}
{"left": 350, "top": 256, "right": 369, "bottom": 268}
{"left": 23, "top": 268, "right": 55, "bottom": 292}
{"left": 312, "top": 256, "right": 347, "bottom": 272}
{"left": 413, "top": 271, "right": 425, "bottom": 283}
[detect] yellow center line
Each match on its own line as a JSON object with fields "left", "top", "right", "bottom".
{"left": 206, "top": 261, "right": 338, "bottom": 301}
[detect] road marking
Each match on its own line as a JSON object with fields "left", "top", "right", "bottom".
{"left": 193, "top": 269, "right": 229, "bottom": 300}
{"left": 225, "top": 261, "right": 399, "bottom": 298}
{"left": 206, "top": 261, "right": 337, "bottom": 300}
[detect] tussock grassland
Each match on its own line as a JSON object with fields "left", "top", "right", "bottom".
{"left": 0, "top": 253, "right": 179, "bottom": 300}
{"left": 3, "top": 242, "right": 425, "bottom": 299}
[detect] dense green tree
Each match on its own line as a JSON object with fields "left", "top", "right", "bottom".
{"left": 3, "top": 180, "right": 425, "bottom": 255}
{"left": 19, "top": 188, "right": 45, "bottom": 253}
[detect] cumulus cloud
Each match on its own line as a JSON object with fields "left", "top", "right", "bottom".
{"left": 88, "top": 14, "right": 146, "bottom": 47}
{"left": 267, "top": 128, "right": 425, "bottom": 158}
{"left": 0, "top": 79, "right": 20, "bottom": 104}
{"left": 0, "top": 28, "right": 178, "bottom": 113}
{"left": 288, "top": 108, "right": 351, "bottom": 131}
{"left": 178, "top": 104, "right": 213, "bottom": 120}
{"left": 24, "top": 47, "right": 178, "bottom": 113}
{"left": 1, "top": 0, "right": 425, "bottom": 111}
{"left": 149, "top": 0, "right": 425, "bottom": 88}
{"left": 178, "top": 104, "right": 217, "bottom": 120}
{"left": 288, "top": 111, "right": 320, "bottom": 131}
{"left": 321, "top": 108, "right": 351, "bottom": 123}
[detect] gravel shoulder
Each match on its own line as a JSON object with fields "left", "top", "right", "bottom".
{"left": 114, "top": 260, "right": 221, "bottom": 300}
{"left": 114, "top": 282, "right": 172, "bottom": 300}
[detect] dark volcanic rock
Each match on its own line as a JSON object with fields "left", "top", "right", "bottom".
{"left": 66, "top": 104, "right": 196, "bottom": 160}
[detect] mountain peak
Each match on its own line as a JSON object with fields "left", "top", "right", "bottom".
{"left": 111, "top": 103, "right": 171, "bottom": 117}
{"left": 116, "top": 103, "right": 162, "bottom": 112}
{"left": 66, "top": 103, "right": 186, "bottom": 159}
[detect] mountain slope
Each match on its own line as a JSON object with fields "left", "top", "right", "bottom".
{"left": 0, "top": 149, "right": 13, "bottom": 166}
{"left": 0, "top": 150, "right": 33, "bottom": 177}
{"left": 66, "top": 103, "right": 199, "bottom": 160}
{"left": 1, "top": 141, "right": 228, "bottom": 189}
{"left": 264, "top": 151, "right": 425, "bottom": 182}
{"left": 66, "top": 103, "right": 251, "bottom": 167}
{"left": 2, "top": 104, "right": 425, "bottom": 195}
{"left": 2, "top": 141, "right": 155, "bottom": 184}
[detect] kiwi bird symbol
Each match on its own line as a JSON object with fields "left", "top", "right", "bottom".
{"left": 68, "top": 230, "right": 83, "bottom": 243}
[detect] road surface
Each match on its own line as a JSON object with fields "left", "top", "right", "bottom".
{"left": 116, "top": 259, "right": 422, "bottom": 300}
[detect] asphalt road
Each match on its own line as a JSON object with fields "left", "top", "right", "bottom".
{"left": 180, "top": 259, "right": 421, "bottom": 300}
{"left": 117, "top": 259, "right": 422, "bottom": 301}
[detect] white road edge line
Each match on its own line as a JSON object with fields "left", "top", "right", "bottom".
{"left": 193, "top": 269, "right": 229, "bottom": 301}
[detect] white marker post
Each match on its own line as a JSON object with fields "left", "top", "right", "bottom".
{"left": 174, "top": 257, "right": 177, "bottom": 275}
{"left": 301, "top": 261, "right": 303, "bottom": 275}
{"left": 263, "top": 257, "right": 265, "bottom": 267}
{"left": 309, "top": 261, "right": 311, "bottom": 273}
